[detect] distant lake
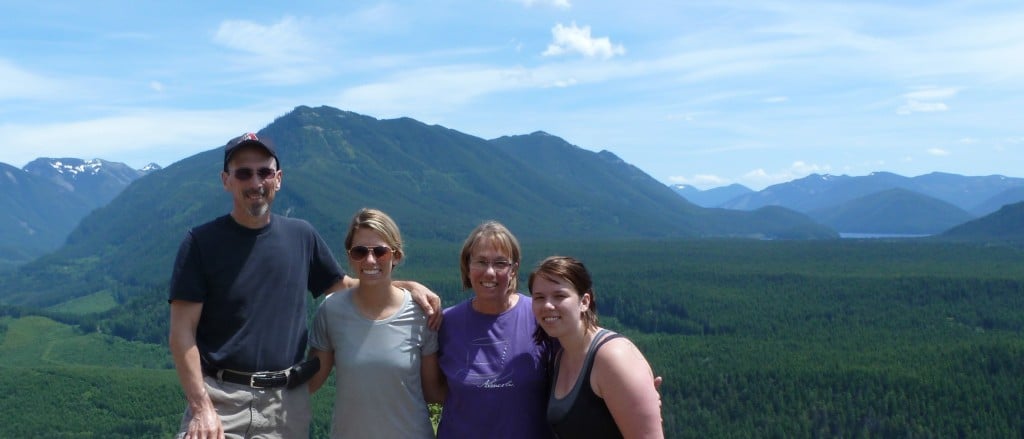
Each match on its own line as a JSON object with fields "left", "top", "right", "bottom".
{"left": 839, "top": 232, "right": 931, "bottom": 239}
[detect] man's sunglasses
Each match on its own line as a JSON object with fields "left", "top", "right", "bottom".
{"left": 232, "top": 167, "right": 277, "bottom": 181}
{"left": 348, "top": 245, "right": 393, "bottom": 261}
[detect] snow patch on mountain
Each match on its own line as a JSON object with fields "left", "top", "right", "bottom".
{"left": 47, "top": 158, "right": 106, "bottom": 178}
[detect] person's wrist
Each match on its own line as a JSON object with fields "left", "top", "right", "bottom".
{"left": 188, "top": 390, "right": 213, "bottom": 412}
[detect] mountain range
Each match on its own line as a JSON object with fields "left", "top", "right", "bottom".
{"left": 3, "top": 105, "right": 1021, "bottom": 276}
{"left": 5, "top": 106, "right": 1021, "bottom": 280}
{"left": 1, "top": 105, "right": 1022, "bottom": 438}
{"left": 675, "top": 172, "right": 1024, "bottom": 234}
{"left": 0, "top": 105, "right": 835, "bottom": 307}
{"left": 0, "top": 158, "right": 159, "bottom": 266}
{"left": 671, "top": 183, "right": 754, "bottom": 208}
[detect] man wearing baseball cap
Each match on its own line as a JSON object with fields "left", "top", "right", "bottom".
{"left": 168, "top": 132, "right": 441, "bottom": 438}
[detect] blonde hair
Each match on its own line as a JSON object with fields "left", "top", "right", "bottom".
{"left": 344, "top": 208, "right": 404, "bottom": 264}
{"left": 459, "top": 221, "right": 521, "bottom": 293}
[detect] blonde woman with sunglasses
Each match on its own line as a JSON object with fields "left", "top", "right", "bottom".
{"left": 307, "top": 208, "right": 445, "bottom": 438}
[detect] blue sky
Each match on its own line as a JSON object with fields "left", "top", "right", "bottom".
{"left": 1, "top": 1, "right": 1021, "bottom": 190}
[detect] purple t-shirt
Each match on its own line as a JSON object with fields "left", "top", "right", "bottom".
{"left": 437, "top": 293, "right": 554, "bottom": 438}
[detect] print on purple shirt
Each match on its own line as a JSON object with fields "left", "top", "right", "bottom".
{"left": 436, "top": 294, "right": 554, "bottom": 438}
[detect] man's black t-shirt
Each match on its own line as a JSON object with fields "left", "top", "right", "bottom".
{"left": 169, "top": 214, "right": 344, "bottom": 372}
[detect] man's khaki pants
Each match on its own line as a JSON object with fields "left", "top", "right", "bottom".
{"left": 175, "top": 375, "right": 312, "bottom": 439}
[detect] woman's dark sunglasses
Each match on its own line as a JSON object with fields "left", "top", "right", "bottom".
{"left": 232, "top": 167, "right": 277, "bottom": 181}
{"left": 348, "top": 245, "right": 393, "bottom": 261}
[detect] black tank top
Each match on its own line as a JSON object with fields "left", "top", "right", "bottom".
{"left": 547, "top": 329, "right": 625, "bottom": 439}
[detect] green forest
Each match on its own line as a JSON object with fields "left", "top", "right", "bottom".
{"left": 1, "top": 238, "right": 1023, "bottom": 438}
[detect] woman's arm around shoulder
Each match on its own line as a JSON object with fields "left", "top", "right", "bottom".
{"left": 592, "top": 337, "right": 664, "bottom": 439}
{"left": 394, "top": 280, "right": 443, "bottom": 330}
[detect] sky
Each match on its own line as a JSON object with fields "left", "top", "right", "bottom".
{"left": 1, "top": 1, "right": 1022, "bottom": 190}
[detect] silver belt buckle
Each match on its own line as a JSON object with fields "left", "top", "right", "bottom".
{"left": 249, "top": 370, "right": 288, "bottom": 388}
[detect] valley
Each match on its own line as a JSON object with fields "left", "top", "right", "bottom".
{"left": 2, "top": 238, "right": 1022, "bottom": 437}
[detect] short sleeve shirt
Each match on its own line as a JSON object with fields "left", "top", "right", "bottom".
{"left": 169, "top": 214, "right": 344, "bottom": 372}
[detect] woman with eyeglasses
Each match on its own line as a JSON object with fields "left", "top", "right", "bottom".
{"left": 529, "top": 256, "right": 663, "bottom": 439}
{"left": 307, "top": 208, "right": 444, "bottom": 438}
{"left": 430, "top": 221, "right": 556, "bottom": 438}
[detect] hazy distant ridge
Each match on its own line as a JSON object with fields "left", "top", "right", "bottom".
{"left": 712, "top": 172, "right": 1024, "bottom": 214}
{"left": 676, "top": 172, "right": 1024, "bottom": 235}
{"left": 671, "top": 183, "right": 754, "bottom": 208}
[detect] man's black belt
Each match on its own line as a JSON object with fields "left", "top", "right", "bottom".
{"left": 202, "top": 357, "right": 319, "bottom": 389}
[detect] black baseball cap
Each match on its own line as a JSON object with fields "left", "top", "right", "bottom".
{"left": 223, "top": 132, "right": 279, "bottom": 171}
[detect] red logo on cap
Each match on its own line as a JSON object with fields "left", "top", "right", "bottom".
{"left": 241, "top": 132, "right": 259, "bottom": 141}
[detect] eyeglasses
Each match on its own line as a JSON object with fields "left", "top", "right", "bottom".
{"left": 232, "top": 167, "right": 277, "bottom": 181}
{"left": 469, "top": 259, "right": 515, "bottom": 273}
{"left": 348, "top": 245, "right": 393, "bottom": 261}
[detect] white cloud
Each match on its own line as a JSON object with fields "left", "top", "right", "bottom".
{"left": 896, "top": 86, "right": 957, "bottom": 115}
{"left": 928, "top": 148, "right": 950, "bottom": 156}
{"left": 542, "top": 22, "right": 625, "bottom": 60}
{"left": 513, "top": 0, "right": 571, "bottom": 8}
{"left": 214, "top": 17, "right": 314, "bottom": 57}
{"left": 336, "top": 65, "right": 534, "bottom": 118}
{"left": 897, "top": 100, "right": 949, "bottom": 115}
{"left": 904, "top": 87, "right": 958, "bottom": 100}
{"left": 0, "top": 59, "right": 67, "bottom": 100}
{"left": 212, "top": 17, "right": 332, "bottom": 85}
{"left": 896, "top": 11, "right": 1024, "bottom": 79}
{"left": 790, "top": 160, "right": 831, "bottom": 174}
{"left": 668, "top": 174, "right": 729, "bottom": 189}
{"left": 0, "top": 107, "right": 284, "bottom": 168}
{"left": 740, "top": 161, "right": 832, "bottom": 188}
{"left": 763, "top": 96, "right": 789, "bottom": 103}
{"left": 551, "top": 78, "right": 578, "bottom": 88}
{"left": 333, "top": 60, "right": 629, "bottom": 118}
{"left": 664, "top": 113, "right": 696, "bottom": 122}
{"left": 149, "top": 81, "right": 165, "bottom": 93}
{"left": 741, "top": 169, "right": 776, "bottom": 188}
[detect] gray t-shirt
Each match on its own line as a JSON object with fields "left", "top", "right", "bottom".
{"left": 310, "top": 288, "right": 439, "bottom": 438}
